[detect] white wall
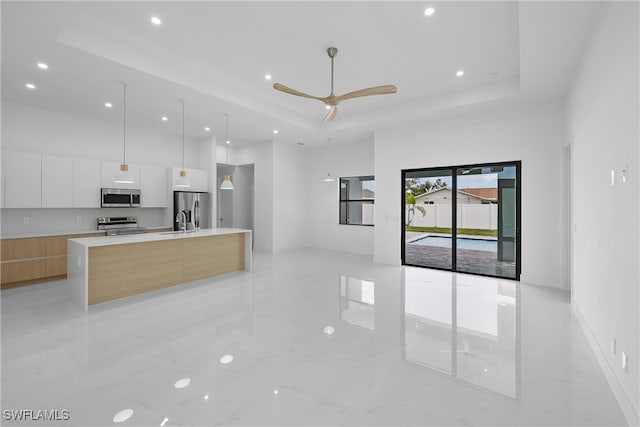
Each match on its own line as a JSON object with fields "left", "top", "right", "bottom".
{"left": 272, "top": 142, "right": 308, "bottom": 253}
{"left": 374, "top": 101, "right": 566, "bottom": 289}
{"left": 231, "top": 142, "right": 274, "bottom": 252}
{"left": 306, "top": 138, "right": 375, "bottom": 256}
{"left": 2, "top": 102, "right": 205, "bottom": 169}
{"left": 566, "top": 2, "right": 639, "bottom": 419}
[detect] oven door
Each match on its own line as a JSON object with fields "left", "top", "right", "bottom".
{"left": 130, "top": 190, "right": 141, "bottom": 207}
{"left": 101, "top": 188, "right": 132, "bottom": 207}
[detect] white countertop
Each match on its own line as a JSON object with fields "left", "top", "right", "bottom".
{"left": 69, "top": 228, "right": 251, "bottom": 248}
{"left": 1, "top": 227, "right": 171, "bottom": 240}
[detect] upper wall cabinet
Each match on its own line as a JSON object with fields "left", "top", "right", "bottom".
{"left": 100, "top": 161, "right": 141, "bottom": 190}
{"left": 4, "top": 151, "right": 42, "bottom": 208}
{"left": 73, "top": 158, "right": 101, "bottom": 208}
{"left": 140, "top": 165, "right": 168, "bottom": 207}
{"left": 171, "top": 167, "right": 209, "bottom": 192}
{"left": 42, "top": 155, "right": 73, "bottom": 208}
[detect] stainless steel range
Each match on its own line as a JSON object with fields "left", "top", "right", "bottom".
{"left": 97, "top": 216, "right": 146, "bottom": 236}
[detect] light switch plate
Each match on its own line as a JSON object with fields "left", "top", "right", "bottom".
{"left": 622, "top": 352, "right": 628, "bottom": 372}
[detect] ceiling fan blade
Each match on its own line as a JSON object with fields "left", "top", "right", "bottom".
{"left": 322, "top": 105, "right": 337, "bottom": 122}
{"left": 334, "top": 85, "right": 397, "bottom": 102}
{"left": 273, "top": 83, "right": 323, "bottom": 101}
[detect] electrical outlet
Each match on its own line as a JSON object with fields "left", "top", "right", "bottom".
{"left": 622, "top": 352, "right": 628, "bottom": 372}
{"left": 75, "top": 215, "right": 82, "bottom": 223}
{"left": 611, "top": 339, "right": 616, "bottom": 354}
{"left": 22, "top": 216, "right": 30, "bottom": 225}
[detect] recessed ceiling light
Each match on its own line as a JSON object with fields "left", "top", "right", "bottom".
{"left": 204, "top": 127, "right": 210, "bottom": 132}
{"left": 161, "top": 116, "right": 168, "bottom": 121}
{"left": 25, "top": 83, "right": 36, "bottom": 90}
{"left": 424, "top": 7, "right": 435, "bottom": 16}
{"left": 174, "top": 378, "right": 191, "bottom": 389}
{"left": 150, "top": 16, "right": 162, "bottom": 25}
{"left": 226, "top": 140, "right": 231, "bottom": 144}
{"left": 265, "top": 74, "right": 272, "bottom": 80}
{"left": 273, "top": 129, "right": 279, "bottom": 134}
{"left": 456, "top": 70, "right": 465, "bottom": 77}
{"left": 104, "top": 102, "right": 113, "bottom": 108}
{"left": 325, "top": 105, "right": 331, "bottom": 110}
{"left": 112, "top": 409, "right": 134, "bottom": 423}
{"left": 220, "top": 354, "right": 234, "bottom": 364}
{"left": 37, "top": 62, "right": 48, "bottom": 70}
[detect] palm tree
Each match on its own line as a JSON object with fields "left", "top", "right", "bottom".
{"left": 405, "top": 191, "right": 426, "bottom": 226}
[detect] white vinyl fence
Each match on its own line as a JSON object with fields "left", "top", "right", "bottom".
{"left": 407, "top": 204, "right": 497, "bottom": 230}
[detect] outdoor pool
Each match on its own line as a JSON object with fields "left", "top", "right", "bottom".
{"left": 409, "top": 236, "right": 497, "bottom": 252}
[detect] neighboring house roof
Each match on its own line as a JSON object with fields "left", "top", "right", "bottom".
{"left": 459, "top": 188, "right": 497, "bottom": 200}
{"left": 362, "top": 189, "right": 375, "bottom": 199}
{"left": 414, "top": 187, "right": 450, "bottom": 198}
{"left": 414, "top": 187, "right": 497, "bottom": 201}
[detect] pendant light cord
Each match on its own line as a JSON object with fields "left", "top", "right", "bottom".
{"left": 225, "top": 113, "right": 230, "bottom": 164}
{"left": 180, "top": 99, "right": 185, "bottom": 170}
{"left": 121, "top": 81, "right": 127, "bottom": 165}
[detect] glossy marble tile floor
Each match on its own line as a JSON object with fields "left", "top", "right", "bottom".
{"left": 1, "top": 249, "right": 627, "bottom": 426}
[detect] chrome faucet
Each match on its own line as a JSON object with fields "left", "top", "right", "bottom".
{"left": 175, "top": 210, "right": 187, "bottom": 232}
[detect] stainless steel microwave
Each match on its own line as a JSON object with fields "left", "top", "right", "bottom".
{"left": 101, "top": 188, "right": 141, "bottom": 208}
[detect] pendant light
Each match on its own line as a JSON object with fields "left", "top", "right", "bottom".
{"left": 220, "top": 113, "right": 234, "bottom": 190}
{"left": 114, "top": 81, "right": 134, "bottom": 184}
{"left": 175, "top": 99, "right": 191, "bottom": 188}
{"left": 323, "top": 173, "right": 336, "bottom": 182}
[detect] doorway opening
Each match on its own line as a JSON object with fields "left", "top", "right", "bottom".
{"left": 217, "top": 163, "right": 255, "bottom": 238}
{"left": 401, "top": 161, "right": 521, "bottom": 280}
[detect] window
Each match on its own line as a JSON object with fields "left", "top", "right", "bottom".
{"left": 339, "top": 176, "right": 374, "bottom": 226}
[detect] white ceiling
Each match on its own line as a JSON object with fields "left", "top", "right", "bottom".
{"left": 1, "top": 1, "right": 604, "bottom": 147}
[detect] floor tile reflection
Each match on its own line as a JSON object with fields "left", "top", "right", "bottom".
{"left": 403, "top": 268, "right": 517, "bottom": 398}
{"left": 1, "top": 249, "right": 627, "bottom": 426}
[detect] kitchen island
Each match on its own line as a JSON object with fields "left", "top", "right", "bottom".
{"left": 67, "top": 228, "right": 252, "bottom": 310}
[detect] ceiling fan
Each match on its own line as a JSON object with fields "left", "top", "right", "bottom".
{"left": 273, "top": 47, "right": 397, "bottom": 122}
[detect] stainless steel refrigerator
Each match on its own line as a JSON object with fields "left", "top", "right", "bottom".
{"left": 173, "top": 191, "right": 211, "bottom": 231}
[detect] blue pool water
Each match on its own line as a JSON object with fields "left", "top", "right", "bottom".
{"left": 410, "top": 236, "right": 497, "bottom": 252}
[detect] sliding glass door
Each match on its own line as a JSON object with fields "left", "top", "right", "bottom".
{"left": 403, "top": 168, "right": 454, "bottom": 270}
{"left": 402, "top": 161, "right": 520, "bottom": 280}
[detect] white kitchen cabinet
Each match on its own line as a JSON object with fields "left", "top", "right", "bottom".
{"left": 101, "top": 161, "right": 141, "bottom": 190}
{"left": 140, "top": 165, "right": 168, "bottom": 207}
{"left": 171, "top": 167, "right": 209, "bottom": 192}
{"left": 73, "top": 158, "right": 101, "bottom": 207}
{"left": 4, "top": 151, "right": 42, "bottom": 208}
{"left": 42, "top": 155, "right": 73, "bottom": 207}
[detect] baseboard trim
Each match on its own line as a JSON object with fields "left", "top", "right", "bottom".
{"left": 573, "top": 300, "right": 640, "bottom": 426}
